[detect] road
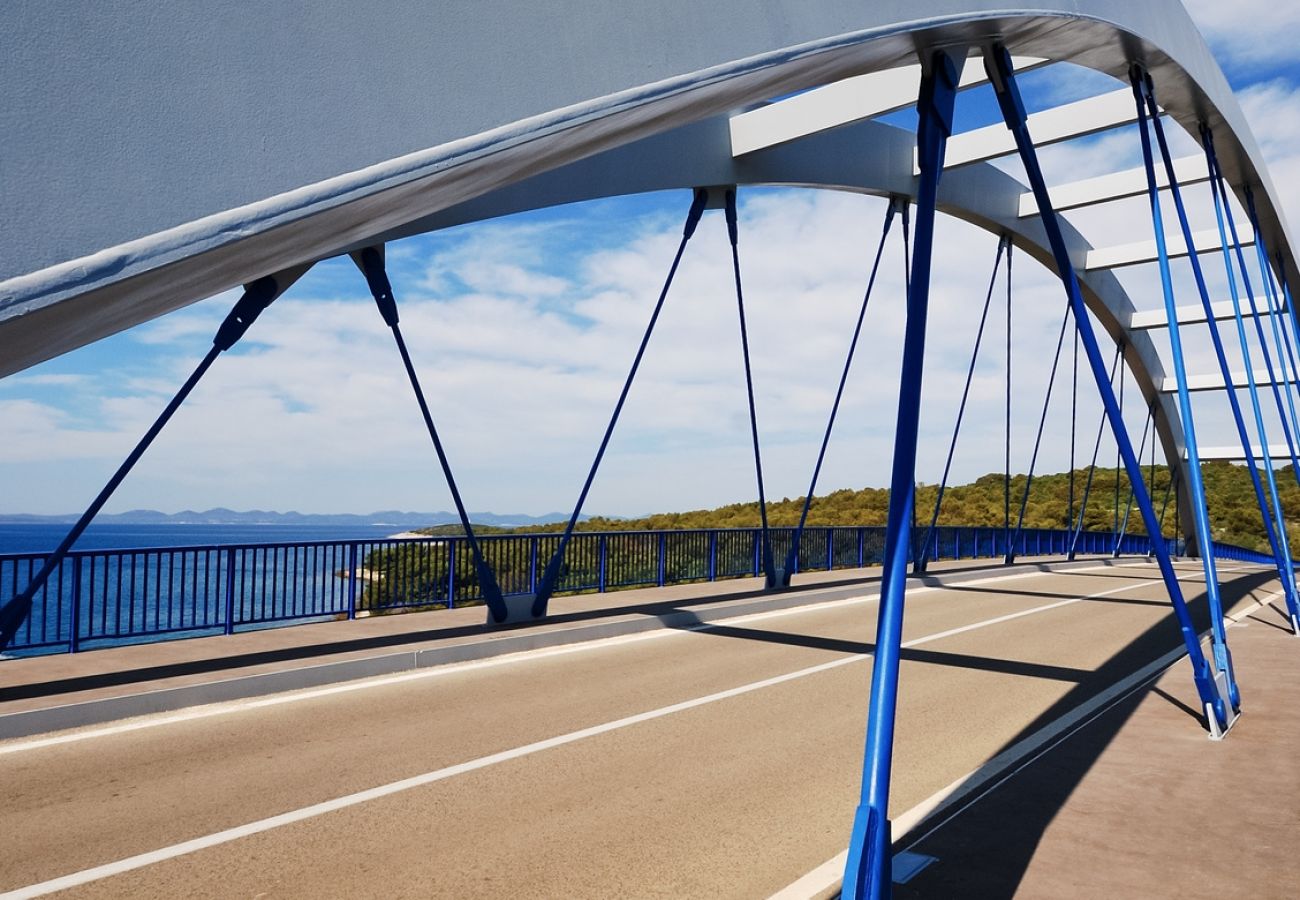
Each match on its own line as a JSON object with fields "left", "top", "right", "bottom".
{"left": 0, "top": 560, "right": 1280, "bottom": 898}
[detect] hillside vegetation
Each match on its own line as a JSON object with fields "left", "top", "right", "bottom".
{"left": 424, "top": 461, "right": 1299, "bottom": 554}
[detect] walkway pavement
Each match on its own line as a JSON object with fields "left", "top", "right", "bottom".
{"left": 890, "top": 588, "right": 1300, "bottom": 899}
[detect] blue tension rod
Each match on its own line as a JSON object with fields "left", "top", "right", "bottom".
{"left": 1005, "top": 240, "right": 1013, "bottom": 553}
{"left": 1216, "top": 184, "right": 1300, "bottom": 485}
{"left": 917, "top": 235, "right": 1008, "bottom": 573}
{"left": 1006, "top": 300, "right": 1072, "bottom": 564}
{"left": 987, "top": 48, "right": 1225, "bottom": 729}
{"left": 1133, "top": 68, "right": 1239, "bottom": 707}
{"left": 1113, "top": 406, "right": 1153, "bottom": 555}
{"left": 724, "top": 188, "right": 777, "bottom": 587}
{"left": 531, "top": 189, "right": 709, "bottom": 618}
{"left": 355, "top": 247, "right": 510, "bottom": 624}
{"left": 1069, "top": 348, "right": 1122, "bottom": 560}
{"left": 1202, "top": 131, "right": 1300, "bottom": 630}
{"left": 842, "top": 48, "right": 963, "bottom": 900}
{"left": 0, "top": 276, "right": 284, "bottom": 653}
{"left": 786, "top": 200, "right": 898, "bottom": 584}
{"left": 1246, "top": 190, "right": 1300, "bottom": 449}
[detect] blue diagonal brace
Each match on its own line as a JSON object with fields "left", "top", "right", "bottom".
{"left": 724, "top": 189, "right": 778, "bottom": 588}
{"left": 1133, "top": 71, "right": 1239, "bottom": 708}
{"left": 986, "top": 48, "right": 1226, "bottom": 731}
{"left": 1198, "top": 130, "right": 1300, "bottom": 632}
{"left": 0, "top": 267, "right": 310, "bottom": 653}
{"left": 842, "top": 47, "right": 964, "bottom": 900}
{"left": 916, "top": 234, "right": 1007, "bottom": 573}
{"left": 530, "top": 189, "right": 709, "bottom": 618}
{"left": 353, "top": 246, "right": 510, "bottom": 624}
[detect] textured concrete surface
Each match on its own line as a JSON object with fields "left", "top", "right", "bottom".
{"left": 0, "top": 559, "right": 1280, "bottom": 898}
{"left": 894, "top": 588, "right": 1300, "bottom": 900}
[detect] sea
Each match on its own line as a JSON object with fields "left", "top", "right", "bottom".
{"left": 0, "top": 523, "right": 412, "bottom": 556}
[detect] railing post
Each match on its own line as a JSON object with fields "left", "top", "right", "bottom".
{"left": 528, "top": 536, "right": 539, "bottom": 594}
{"left": 657, "top": 532, "right": 667, "bottom": 587}
{"left": 708, "top": 530, "right": 718, "bottom": 581}
{"left": 857, "top": 528, "right": 865, "bottom": 568}
{"left": 598, "top": 535, "right": 608, "bottom": 593}
{"left": 346, "top": 543, "right": 358, "bottom": 620}
{"left": 447, "top": 539, "right": 458, "bottom": 608}
{"left": 68, "top": 556, "right": 82, "bottom": 653}
{"left": 222, "top": 549, "right": 237, "bottom": 635}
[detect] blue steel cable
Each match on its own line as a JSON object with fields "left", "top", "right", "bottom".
{"left": 531, "top": 189, "right": 709, "bottom": 618}
{"left": 1246, "top": 190, "right": 1300, "bottom": 447}
{"left": 1005, "top": 241, "right": 1013, "bottom": 551}
{"left": 1114, "top": 406, "right": 1152, "bottom": 553}
{"left": 1005, "top": 296, "right": 1072, "bottom": 563}
{"left": 0, "top": 277, "right": 282, "bottom": 652}
{"left": 1069, "top": 347, "right": 1122, "bottom": 559}
{"left": 1263, "top": 258, "right": 1300, "bottom": 426}
{"left": 916, "top": 234, "right": 1008, "bottom": 572}
{"left": 985, "top": 48, "right": 1223, "bottom": 729}
{"left": 1135, "top": 70, "right": 1239, "bottom": 707}
{"left": 354, "top": 247, "right": 510, "bottom": 623}
{"left": 1069, "top": 329, "right": 1078, "bottom": 528}
{"left": 724, "top": 189, "right": 776, "bottom": 586}
{"left": 1113, "top": 364, "right": 1124, "bottom": 545}
{"left": 785, "top": 200, "right": 898, "bottom": 583}
{"left": 1212, "top": 180, "right": 1300, "bottom": 484}
{"left": 1201, "top": 130, "right": 1300, "bottom": 629}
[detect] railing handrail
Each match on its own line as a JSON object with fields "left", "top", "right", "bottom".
{"left": 0, "top": 524, "right": 1203, "bottom": 656}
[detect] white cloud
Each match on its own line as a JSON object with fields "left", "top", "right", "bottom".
{"left": 1182, "top": 1, "right": 1300, "bottom": 73}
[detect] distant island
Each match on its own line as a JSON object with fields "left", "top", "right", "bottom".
{"left": 0, "top": 508, "right": 584, "bottom": 528}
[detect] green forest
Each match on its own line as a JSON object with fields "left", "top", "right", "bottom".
{"left": 355, "top": 462, "right": 1293, "bottom": 614}
{"left": 420, "top": 460, "right": 1297, "bottom": 554}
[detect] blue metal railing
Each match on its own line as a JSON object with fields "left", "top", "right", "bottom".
{"left": 0, "top": 525, "right": 1183, "bottom": 656}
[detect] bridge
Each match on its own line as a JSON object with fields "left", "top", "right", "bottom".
{"left": 3, "top": 2, "right": 1300, "bottom": 897}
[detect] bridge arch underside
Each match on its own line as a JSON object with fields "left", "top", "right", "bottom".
{"left": 1, "top": 1, "right": 1293, "bottom": 548}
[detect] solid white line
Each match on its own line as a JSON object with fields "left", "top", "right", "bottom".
{"left": 1, "top": 568, "right": 1160, "bottom": 897}
{"left": 0, "top": 564, "right": 1129, "bottom": 756}
{"left": 769, "top": 584, "right": 1287, "bottom": 900}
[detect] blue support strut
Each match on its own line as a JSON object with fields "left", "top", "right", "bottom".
{"left": 786, "top": 200, "right": 898, "bottom": 584}
{"left": 987, "top": 48, "right": 1227, "bottom": 730}
{"left": 354, "top": 247, "right": 510, "bottom": 624}
{"left": 917, "top": 235, "right": 1007, "bottom": 573}
{"left": 724, "top": 189, "right": 777, "bottom": 587}
{"left": 1201, "top": 130, "right": 1300, "bottom": 631}
{"left": 842, "top": 48, "right": 964, "bottom": 900}
{"left": 0, "top": 275, "right": 289, "bottom": 653}
{"left": 1133, "top": 70, "right": 1239, "bottom": 709}
{"left": 530, "top": 189, "right": 709, "bottom": 618}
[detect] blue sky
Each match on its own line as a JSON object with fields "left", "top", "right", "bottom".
{"left": 3, "top": 1, "right": 1300, "bottom": 518}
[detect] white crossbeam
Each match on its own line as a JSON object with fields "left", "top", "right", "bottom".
{"left": 729, "top": 57, "right": 1044, "bottom": 156}
{"left": 1086, "top": 228, "right": 1253, "bottom": 270}
{"left": 1159, "top": 371, "right": 1297, "bottom": 393}
{"left": 934, "top": 89, "right": 1139, "bottom": 173}
{"left": 1195, "top": 444, "right": 1296, "bottom": 461}
{"left": 1127, "top": 300, "right": 1290, "bottom": 330}
{"left": 1019, "top": 155, "right": 1207, "bottom": 216}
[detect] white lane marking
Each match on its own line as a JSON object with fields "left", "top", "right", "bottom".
{"left": 768, "top": 584, "right": 1287, "bottom": 900}
{"left": 0, "top": 563, "right": 1135, "bottom": 756}
{"left": 0, "top": 570, "right": 1167, "bottom": 898}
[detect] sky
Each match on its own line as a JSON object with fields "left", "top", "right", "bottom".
{"left": 3, "top": 1, "right": 1300, "bottom": 519}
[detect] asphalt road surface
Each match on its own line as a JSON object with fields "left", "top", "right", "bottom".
{"left": 0, "top": 560, "right": 1279, "bottom": 899}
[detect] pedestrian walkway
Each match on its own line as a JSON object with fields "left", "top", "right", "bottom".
{"left": 893, "top": 590, "right": 1300, "bottom": 899}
